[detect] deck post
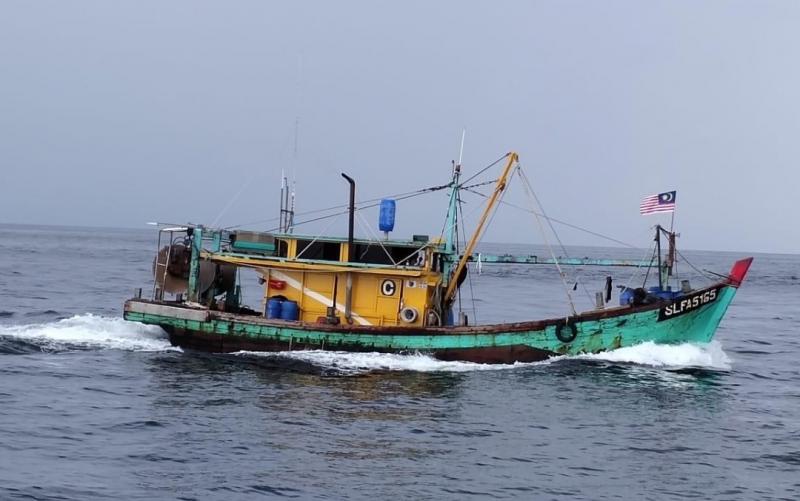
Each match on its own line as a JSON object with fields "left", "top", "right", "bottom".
{"left": 341, "top": 173, "right": 356, "bottom": 323}
{"left": 188, "top": 226, "right": 203, "bottom": 302}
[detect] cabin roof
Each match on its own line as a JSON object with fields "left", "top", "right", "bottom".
{"left": 271, "top": 233, "right": 440, "bottom": 248}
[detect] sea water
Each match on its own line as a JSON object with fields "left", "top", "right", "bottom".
{"left": 0, "top": 224, "right": 798, "bottom": 500}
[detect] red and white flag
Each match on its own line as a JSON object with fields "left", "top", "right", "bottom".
{"left": 640, "top": 191, "right": 676, "bottom": 215}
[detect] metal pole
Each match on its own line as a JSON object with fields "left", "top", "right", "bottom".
{"left": 341, "top": 173, "right": 356, "bottom": 324}
{"left": 341, "top": 173, "right": 355, "bottom": 262}
{"left": 655, "top": 225, "right": 663, "bottom": 290}
{"left": 152, "top": 229, "right": 163, "bottom": 300}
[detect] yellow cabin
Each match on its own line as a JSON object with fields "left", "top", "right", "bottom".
{"left": 259, "top": 235, "right": 442, "bottom": 327}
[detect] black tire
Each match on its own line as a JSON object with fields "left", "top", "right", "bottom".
{"left": 555, "top": 320, "right": 578, "bottom": 343}
{"left": 632, "top": 287, "right": 648, "bottom": 306}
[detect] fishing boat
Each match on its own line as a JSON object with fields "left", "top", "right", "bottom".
{"left": 123, "top": 152, "right": 752, "bottom": 363}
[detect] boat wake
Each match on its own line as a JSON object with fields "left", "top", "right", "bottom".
{"left": 235, "top": 350, "right": 529, "bottom": 374}
{"left": 0, "top": 314, "right": 176, "bottom": 353}
{"left": 236, "top": 340, "right": 731, "bottom": 375}
{"left": 0, "top": 314, "right": 731, "bottom": 374}
{"left": 570, "top": 340, "right": 731, "bottom": 371}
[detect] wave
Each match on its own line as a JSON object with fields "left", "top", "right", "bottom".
{"left": 0, "top": 314, "right": 730, "bottom": 372}
{"left": 235, "top": 341, "right": 731, "bottom": 375}
{"left": 0, "top": 314, "right": 177, "bottom": 353}
{"left": 570, "top": 340, "right": 731, "bottom": 371}
{"left": 235, "top": 350, "right": 530, "bottom": 374}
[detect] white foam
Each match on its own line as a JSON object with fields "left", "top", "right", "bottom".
{"left": 235, "top": 349, "right": 534, "bottom": 374}
{"left": 236, "top": 341, "right": 730, "bottom": 374}
{"left": 0, "top": 314, "right": 177, "bottom": 352}
{"left": 569, "top": 340, "right": 731, "bottom": 370}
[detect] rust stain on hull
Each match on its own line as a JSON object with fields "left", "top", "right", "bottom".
{"left": 166, "top": 327, "right": 556, "bottom": 364}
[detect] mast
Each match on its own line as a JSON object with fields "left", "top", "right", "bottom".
{"left": 279, "top": 170, "right": 286, "bottom": 232}
{"left": 442, "top": 129, "right": 466, "bottom": 263}
{"left": 444, "top": 152, "right": 518, "bottom": 304}
{"left": 442, "top": 161, "right": 461, "bottom": 285}
{"left": 655, "top": 224, "right": 663, "bottom": 290}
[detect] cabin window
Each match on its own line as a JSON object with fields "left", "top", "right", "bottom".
{"left": 295, "top": 240, "right": 341, "bottom": 261}
{"left": 276, "top": 240, "right": 289, "bottom": 258}
{"left": 352, "top": 243, "right": 421, "bottom": 266}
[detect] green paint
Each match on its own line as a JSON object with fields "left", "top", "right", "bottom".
{"left": 125, "top": 285, "right": 739, "bottom": 357}
{"left": 187, "top": 226, "right": 203, "bottom": 302}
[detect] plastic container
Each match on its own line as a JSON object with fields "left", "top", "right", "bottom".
{"left": 619, "top": 288, "right": 635, "bottom": 306}
{"left": 647, "top": 286, "right": 679, "bottom": 301}
{"left": 379, "top": 199, "right": 396, "bottom": 233}
{"left": 266, "top": 298, "right": 284, "bottom": 319}
{"left": 280, "top": 300, "right": 299, "bottom": 321}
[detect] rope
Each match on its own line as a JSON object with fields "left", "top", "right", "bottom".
{"left": 224, "top": 182, "right": 451, "bottom": 230}
{"left": 355, "top": 210, "right": 398, "bottom": 266}
{"left": 293, "top": 213, "right": 343, "bottom": 260}
{"left": 457, "top": 191, "right": 478, "bottom": 324}
{"left": 675, "top": 248, "right": 719, "bottom": 280}
{"left": 437, "top": 187, "right": 495, "bottom": 251}
{"left": 517, "top": 167, "right": 578, "bottom": 316}
{"left": 517, "top": 167, "right": 594, "bottom": 304}
{"left": 622, "top": 243, "right": 656, "bottom": 290}
{"left": 460, "top": 153, "right": 511, "bottom": 186}
{"left": 210, "top": 171, "right": 260, "bottom": 227}
{"left": 460, "top": 186, "right": 638, "bottom": 249}
{"left": 641, "top": 245, "right": 658, "bottom": 288}
{"left": 394, "top": 245, "right": 431, "bottom": 267}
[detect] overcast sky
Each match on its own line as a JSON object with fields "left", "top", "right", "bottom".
{"left": 1, "top": 1, "right": 797, "bottom": 253}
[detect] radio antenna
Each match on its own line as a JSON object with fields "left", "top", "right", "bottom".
{"left": 458, "top": 128, "right": 466, "bottom": 168}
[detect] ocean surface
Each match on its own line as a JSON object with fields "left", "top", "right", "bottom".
{"left": 0, "top": 224, "right": 798, "bottom": 500}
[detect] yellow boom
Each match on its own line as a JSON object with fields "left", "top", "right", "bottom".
{"left": 444, "top": 152, "right": 519, "bottom": 304}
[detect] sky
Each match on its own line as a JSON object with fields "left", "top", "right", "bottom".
{"left": 1, "top": 1, "right": 798, "bottom": 254}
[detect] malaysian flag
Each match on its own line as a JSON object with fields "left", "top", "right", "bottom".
{"left": 640, "top": 191, "right": 676, "bottom": 215}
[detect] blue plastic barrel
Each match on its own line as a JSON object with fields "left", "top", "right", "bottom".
{"left": 648, "top": 286, "right": 678, "bottom": 301}
{"left": 266, "top": 298, "right": 284, "bottom": 319}
{"left": 619, "top": 288, "right": 635, "bottom": 306}
{"left": 379, "top": 199, "right": 396, "bottom": 233}
{"left": 280, "top": 300, "right": 299, "bottom": 321}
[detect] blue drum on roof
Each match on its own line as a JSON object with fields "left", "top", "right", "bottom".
{"left": 379, "top": 199, "right": 396, "bottom": 233}
{"left": 266, "top": 298, "right": 284, "bottom": 319}
{"left": 280, "top": 300, "right": 299, "bottom": 321}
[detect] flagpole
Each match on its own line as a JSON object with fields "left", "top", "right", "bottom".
{"left": 669, "top": 191, "right": 676, "bottom": 232}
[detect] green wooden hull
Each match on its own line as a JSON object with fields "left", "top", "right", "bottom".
{"left": 123, "top": 281, "right": 740, "bottom": 364}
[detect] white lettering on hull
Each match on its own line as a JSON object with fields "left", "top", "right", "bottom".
{"left": 658, "top": 287, "right": 720, "bottom": 321}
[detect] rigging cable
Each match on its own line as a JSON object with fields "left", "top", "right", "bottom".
{"left": 460, "top": 153, "right": 511, "bottom": 186}
{"left": 457, "top": 188, "right": 479, "bottom": 324}
{"left": 355, "top": 210, "right": 398, "bottom": 266}
{"left": 641, "top": 245, "right": 658, "bottom": 288}
{"left": 675, "top": 248, "right": 720, "bottom": 281}
{"left": 516, "top": 167, "right": 578, "bottom": 316}
{"left": 459, "top": 186, "right": 639, "bottom": 249}
{"left": 224, "top": 182, "right": 451, "bottom": 230}
{"left": 293, "top": 213, "right": 344, "bottom": 260}
{"left": 622, "top": 242, "right": 657, "bottom": 290}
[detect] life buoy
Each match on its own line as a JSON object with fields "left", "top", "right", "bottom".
{"left": 555, "top": 320, "right": 578, "bottom": 343}
{"left": 400, "top": 307, "right": 419, "bottom": 323}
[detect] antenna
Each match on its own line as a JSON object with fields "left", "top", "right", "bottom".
{"left": 293, "top": 117, "right": 299, "bottom": 159}
{"left": 458, "top": 128, "right": 466, "bottom": 168}
{"left": 278, "top": 169, "right": 294, "bottom": 233}
{"left": 287, "top": 53, "right": 302, "bottom": 234}
{"left": 288, "top": 178, "right": 296, "bottom": 233}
